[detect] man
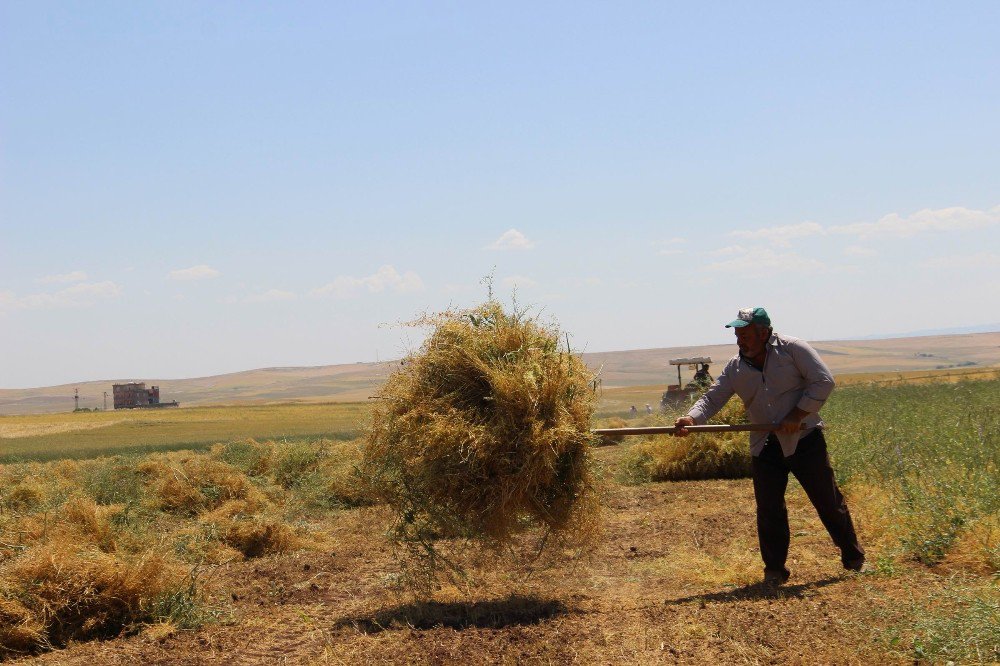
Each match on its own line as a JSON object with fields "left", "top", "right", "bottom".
{"left": 690, "top": 363, "right": 713, "bottom": 389}
{"left": 673, "top": 307, "right": 865, "bottom": 585}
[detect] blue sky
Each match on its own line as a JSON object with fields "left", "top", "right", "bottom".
{"left": 2, "top": 2, "right": 998, "bottom": 388}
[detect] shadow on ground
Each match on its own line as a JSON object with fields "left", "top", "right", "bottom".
{"left": 335, "top": 595, "right": 570, "bottom": 634}
{"left": 665, "top": 575, "right": 845, "bottom": 605}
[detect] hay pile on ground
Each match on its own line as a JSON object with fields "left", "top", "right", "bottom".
{"left": 618, "top": 401, "right": 752, "bottom": 484}
{"left": 361, "top": 301, "right": 599, "bottom": 579}
{"left": 0, "top": 437, "right": 367, "bottom": 657}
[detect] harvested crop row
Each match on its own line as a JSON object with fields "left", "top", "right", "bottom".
{"left": 0, "top": 437, "right": 366, "bottom": 658}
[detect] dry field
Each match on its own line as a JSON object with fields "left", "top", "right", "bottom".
{"left": 8, "top": 451, "right": 990, "bottom": 665}
{"left": 1, "top": 371, "right": 997, "bottom": 664}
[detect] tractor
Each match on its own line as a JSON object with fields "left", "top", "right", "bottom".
{"left": 660, "top": 356, "right": 713, "bottom": 409}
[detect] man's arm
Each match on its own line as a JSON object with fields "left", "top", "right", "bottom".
{"left": 778, "top": 339, "right": 835, "bottom": 433}
{"left": 674, "top": 364, "right": 735, "bottom": 436}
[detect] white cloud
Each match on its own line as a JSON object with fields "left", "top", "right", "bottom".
{"left": 722, "top": 205, "right": 999, "bottom": 249}
{"left": 844, "top": 245, "right": 878, "bottom": 257}
{"left": 710, "top": 245, "right": 750, "bottom": 257}
{"left": 705, "top": 249, "right": 826, "bottom": 277}
{"left": 487, "top": 229, "right": 535, "bottom": 250}
{"left": 244, "top": 289, "right": 297, "bottom": 303}
{"left": 730, "top": 221, "right": 824, "bottom": 247}
{"left": 168, "top": 265, "right": 221, "bottom": 281}
{"left": 920, "top": 251, "right": 999, "bottom": 270}
{"left": 830, "top": 205, "right": 1000, "bottom": 239}
{"left": 311, "top": 265, "right": 424, "bottom": 298}
{"left": 3, "top": 281, "right": 123, "bottom": 310}
{"left": 655, "top": 237, "right": 686, "bottom": 255}
{"left": 37, "top": 271, "right": 87, "bottom": 284}
{"left": 502, "top": 275, "right": 537, "bottom": 288}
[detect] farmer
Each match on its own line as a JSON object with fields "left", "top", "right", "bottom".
{"left": 690, "top": 363, "right": 713, "bottom": 389}
{"left": 673, "top": 307, "right": 865, "bottom": 585}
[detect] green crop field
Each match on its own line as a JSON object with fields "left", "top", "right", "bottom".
{"left": 0, "top": 402, "right": 369, "bottom": 462}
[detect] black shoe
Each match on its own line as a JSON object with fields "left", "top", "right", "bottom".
{"left": 844, "top": 558, "right": 871, "bottom": 573}
{"left": 763, "top": 569, "right": 790, "bottom": 586}
{"left": 843, "top": 557, "right": 866, "bottom": 572}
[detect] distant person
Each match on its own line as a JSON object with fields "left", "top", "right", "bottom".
{"left": 645, "top": 403, "right": 652, "bottom": 415}
{"left": 629, "top": 405, "right": 638, "bottom": 418}
{"left": 686, "top": 363, "right": 714, "bottom": 390}
{"left": 673, "top": 307, "right": 865, "bottom": 586}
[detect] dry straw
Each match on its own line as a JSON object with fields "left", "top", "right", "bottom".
{"left": 619, "top": 400, "right": 752, "bottom": 484}
{"left": 361, "top": 301, "right": 599, "bottom": 582}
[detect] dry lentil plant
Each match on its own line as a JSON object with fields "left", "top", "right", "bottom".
{"left": 361, "top": 301, "right": 600, "bottom": 584}
{"left": 0, "top": 437, "right": 365, "bottom": 659}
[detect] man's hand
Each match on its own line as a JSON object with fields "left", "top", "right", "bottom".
{"left": 673, "top": 415, "right": 696, "bottom": 437}
{"left": 777, "top": 407, "right": 809, "bottom": 434}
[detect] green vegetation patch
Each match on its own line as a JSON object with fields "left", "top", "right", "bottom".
{"left": 0, "top": 402, "right": 367, "bottom": 462}
{"left": 825, "top": 378, "right": 999, "bottom": 570}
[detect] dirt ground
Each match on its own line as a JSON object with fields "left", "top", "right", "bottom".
{"left": 15, "top": 447, "right": 938, "bottom": 665}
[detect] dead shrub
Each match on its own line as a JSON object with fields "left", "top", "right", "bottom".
{"left": 0, "top": 596, "right": 46, "bottom": 657}
{"left": 198, "top": 499, "right": 294, "bottom": 558}
{"left": 217, "top": 519, "right": 296, "bottom": 558}
{"left": 273, "top": 440, "right": 326, "bottom": 489}
{"left": 60, "top": 495, "right": 117, "bottom": 552}
{"left": 6, "top": 543, "right": 185, "bottom": 647}
{"left": 3, "top": 482, "right": 44, "bottom": 512}
{"left": 81, "top": 457, "right": 145, "bottom": 506}
{"left": 289, "top": 439, "right": 371, "bottom": 510}
{"left": 140, "top": 455, "right": 262, "bottom": 515}
{"left": 320, "top": 445, "right": 371, "bottom": 508}
{"left": 361, "top": 301, "right": 599, "bottom": 584}
{"left": 212, "top": 439, "right": 274, "bottom": 477}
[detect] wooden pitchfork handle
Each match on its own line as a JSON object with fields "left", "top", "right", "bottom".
{"left": 591, "top": 423, "right": 810, "bottom": 436}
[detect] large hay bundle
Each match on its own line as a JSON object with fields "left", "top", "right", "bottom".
{"left": 361, "top": 302, "right": 598, "bottom": 562}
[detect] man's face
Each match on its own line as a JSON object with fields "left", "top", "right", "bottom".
{"left": 734, "top": 323, "right": 770, "bottom": 358}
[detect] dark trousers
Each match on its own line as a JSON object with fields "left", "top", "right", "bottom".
{"left": 751, "top": 429, "right": 865, "bottom": 575}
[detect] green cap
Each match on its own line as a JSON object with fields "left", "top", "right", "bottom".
{"left": 726, "top": 307, "right": 771, "bottom": 328}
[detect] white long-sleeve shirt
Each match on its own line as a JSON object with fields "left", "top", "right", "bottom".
{"left": 685, "top": 332, "right": 835, "bottom": 457}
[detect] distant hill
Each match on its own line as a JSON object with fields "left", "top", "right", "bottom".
{"left": 2, "top": 332, "right": 998, "bottom": 415}
{"left": 852, "top": 322, "right": 1000, "bottom": 339}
